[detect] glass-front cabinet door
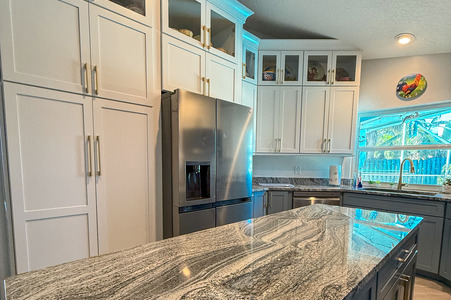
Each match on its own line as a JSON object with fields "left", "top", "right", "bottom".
{"left": 163, "top": 0, "right": 205, "bottom": 48}
{"left": 281, "top": 51, "right": 303, "bottom": 85}
{"left": 332, "top": 51, "right": 361, "bottom": 86}
{"left": 206, "top": 2, "right": 237, "bottom": 62}
{"left": 93, "top": 0, "right": 151, "bottom": 25}
{"left": 258, "top": 51, "right": 280, "bottom": 85}
{"left": 243, "top": 45, "right": 257, "bottom": 84}
{"left": 303, "top": 51, "right": 332, "bottom": 86}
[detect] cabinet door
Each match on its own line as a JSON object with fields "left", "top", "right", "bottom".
{"left": 256, "top": 86, "right": 279, "bottom": 152}
{"left": 327, "top": 87, "right": 358, "bottom": 154}
{"left": 300, "top": 87, "right": 329, "bottom": 153}
{"left": 252, "top": 192, "right": 266, "bottom": 219}
{"left": 89, "top": 5, "right": 153, "bottom": 106}
{"left": 162, "top": 0, "right": 206, "bottom": 50}
{"left": 440, "top": 218, "right": 451, "bottom": 281}
{"left": 94, "top": 99, "right": 155, "bottom": 255}
{"left": 206, "top": 54, "right": 238, "bottom": 102}
{"left": 243, "top": 44, "right": 258, "bottom": 84}
{"left": 0, "top": 0, "right": 91, "bottom": 95}
{"left": 267, "top": 192, "right": 291, "bottom": 215}
{"left": 281, "top": 51, "right": 303, "bottom": 85}
{"left": 332, "top": 51, "right": 361, "bottom": 86}
{"left": 3, "top": 83, "right": 98, "bottom": 273}
{"left": 89, "top": 0, "right": 152, "bottom": 26}
{"left": 241, "top": 82, "right": 257, "bottom": 150}
{"left": 259, "top": 51, "right": 281, "bottom": 85}
{"left": 205, "top": 2, "right": 238, "bottom": 63}
{"left": 303, "top": 51, "right": 332, "bottom": 86}
{"left": 417, "top": 215, "right": 444, "bottom": 274}
{"left": 162, "top": 34, "right": 206, "bottom": 95}
{"left": 279, "top": 87, "right": 302, "bottom": 153}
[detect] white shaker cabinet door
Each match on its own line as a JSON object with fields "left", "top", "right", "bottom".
{"left": 93, "top": 99, "right": 155, "bottom": 255}
{"left": 3, "top": 83, "right": 98, "bottom": 273}
{"left": 241, "top": 82, "right": 257, "bottom": 150}
{"left": 162, "top": 34, "right": 206, "bottom": 95}
{"left": 328, "top": 87, "right": 358, "bottom": 154}
{"left": 256, "top": 86, "right": 279, "bottom": 153}
{"left": 206, "top": 53, "right": 238, "bottom": 102}
{"left": 279, "top": 87, "right": 302, "bottom": 153}
{"left": 0, "top": 0, "right": 91, "bottom": 94}
{"left": 300, "top": 87, "right": 329, "bottom": 153}
{"left": 89, "top": 5, "right": 153, "bottom": 106}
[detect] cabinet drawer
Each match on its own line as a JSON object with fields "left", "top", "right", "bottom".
{"left": 342, "top": 193, "right": 445, "bottom": 217}
{"left": 378, "top": 233, "right": 417, "bottom": 300}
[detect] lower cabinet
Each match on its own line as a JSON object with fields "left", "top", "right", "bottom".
{"left": 4, "top": 82, "right": 155, "bottom": 272}
{"left": 342, "top": 193, "right": 444, "bottom": 275}
{"left": 252, "top": 191, "right": 267, "bottom": 218}
{"left": 267, "top": 191, "right": 292, "bottom": 215}
{"left": 440, "top": 218, "right": 451, "bottom": 281}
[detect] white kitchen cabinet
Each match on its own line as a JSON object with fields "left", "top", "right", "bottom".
{"left": 256, "top": 86, "right": 301, "bottom": 153}
{"left": 303, "top": 51, "right": 361, "bottom": 86}
{"left": 242, "top": 30, "right": 260, "bottom": 85}
{"left": 300, "top": 86, "right": 358, "bottom": 154}
{"left": 162, "top": 34, "right": 238, "bottom": 102}
{"left": 90, "top": 0, "right": 152, "bottom": 26}
{"left": 3, "top": 82, "right": 156, "bottom": 272}
{"left": 94, "top": 99, "right": 155, "bottom": 255}
{"left": 162, "top": 0, "right": 252, "bottom": 63}
{"left": 0, "top": 0, "right": 155, "bottom": 106}
{"left": 241, "top": 81, "right": 257, "bottom": 149}
{"left": 258, "top": 51, "right": 304, "bottom": 86}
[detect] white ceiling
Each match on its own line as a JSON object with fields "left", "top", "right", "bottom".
{"left": 237, "top": 0, "right": 451, "bottom": 60}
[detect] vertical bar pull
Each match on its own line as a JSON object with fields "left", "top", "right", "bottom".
{"left": 207, "top": 78, "right": 210, "bottom": 96}
{"left": 87, "top": 135, "right": 93, "bottom": 176}
{"left": 201, "top": 25, "right": 206, "bottom": 48}
{"left": 326, "top": 70, "right": 330, "bottom": 84}
{"left": 96, "top": 136, "right": 102, "bottom": 176}
{"left": 83, "top": 63, "right": 89, "bottom": 93}
{"left": 331, "top": 69, "right": 335, "bottom": 84}
{"left": 328, "top": 139, "right": 331, "bottom": 153}
{"left": 242, "top": 63, "right": 246, "bottom": 79}
{"left": 93, "top": 65, "right": 99, "bottom": 95}
{"left": 207, "top": 27, "right": 212, "bottom": 49}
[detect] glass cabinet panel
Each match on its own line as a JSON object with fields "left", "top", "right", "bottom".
{"left": 284, "top": 55, "right": 299, "bottom": 82}
{"left": 245, "top": 49, "right": 256, "bottom": 80}
{"left": 109, "top": 0, "right": 146, "bottom": 16}
{"left": 335, "top": 55, "right": 357, "bottom": 82}
{"left": 168, "top": 0, "right": 202, "bottom": 42}
{"left": 306, "top": 55, "right": 328, "bottom": 83}
{"left": 261, "top": 55, "right": 277, "bottom": 82}
{"left": 210, "top": 10, "right": 235, "bottom": 57}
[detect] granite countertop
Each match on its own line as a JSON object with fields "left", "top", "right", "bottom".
{"left": 5, "top": 205, "right": 422, "bottom": 300}
{"left": 252, "top": 184, "right": 451, "bottom": 203}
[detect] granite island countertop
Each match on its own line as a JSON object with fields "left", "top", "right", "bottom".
{"left": 5, "top": 205, "right": 422, "bottom": 300}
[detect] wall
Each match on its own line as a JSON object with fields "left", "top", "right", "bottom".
{"left": 253, "top": 155, "right": 352, "bottom": 178}
{"left": 359, "top": 53, "right": 451, "bottom": 112}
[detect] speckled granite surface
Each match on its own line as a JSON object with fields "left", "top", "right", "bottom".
{"left": 5, "top": 205, "right": 422, "bottom": 300}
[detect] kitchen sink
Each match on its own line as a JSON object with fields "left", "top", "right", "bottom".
{"left": 363, "top": 187, "right": 439, "bottom": 197}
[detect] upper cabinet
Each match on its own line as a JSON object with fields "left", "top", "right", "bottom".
{"left": 303, "top": 51, "right": 361, "bottom": 86}
{"left": 162, "top": 0, "right": 252, "bottom": 63}
{"left": 258, "top": 51, "right": 304, "bottom": 86}
{"left": 0, "top": 0, "right": 155, "bottom": 106}
{"left": 90, "top": 0, "right": 151, "bottom": 26}
{"left": 242, "top": 30, "right": 260, "bottom": 85}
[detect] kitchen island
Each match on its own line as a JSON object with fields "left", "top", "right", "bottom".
{"left": 4, "top": 204, "right": 422, "bottom": 300}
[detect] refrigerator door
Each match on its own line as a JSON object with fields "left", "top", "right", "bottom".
{"left": 216, "top": 100, "right": 253, "bottom": 201}
{"left": 216, "top": 201, "right": 252, "bottom": 226}
{"left": 175, "top": 89, "right": 216, "bottom": 207}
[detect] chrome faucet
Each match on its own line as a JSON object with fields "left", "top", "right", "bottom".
{"left": 397, "top": 158, "right": 415, "bottom": 190}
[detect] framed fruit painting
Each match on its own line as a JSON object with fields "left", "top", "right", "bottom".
{"left": 396, "top": 73, "right": 427, "bottom": 101}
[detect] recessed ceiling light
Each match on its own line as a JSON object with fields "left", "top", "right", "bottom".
{"left": 395, "top": 33, "right": 415, "bottom": 45}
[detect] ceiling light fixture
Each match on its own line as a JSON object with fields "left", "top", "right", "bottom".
{"left": 395, "top": 33, "right": 415, "bottom": 45}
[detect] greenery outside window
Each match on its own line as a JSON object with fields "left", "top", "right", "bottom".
{"left": 358, "top": 105, "right": 451, "bottom": 186}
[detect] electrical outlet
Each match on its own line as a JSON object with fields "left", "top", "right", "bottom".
{"left": 294, "top": 166, "right": 301, "bottom": 175}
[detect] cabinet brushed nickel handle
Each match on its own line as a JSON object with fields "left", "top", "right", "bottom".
{"left": 83, "top": 63, "right": 89, "bottom": 93}
{"left": 400, "top": 274, "right": 411, "bottom": 300}
{"left": 93, "top": 65, "right": 99, "bottom": 95}
{"left": 331, "top": 69, "right": 335, "bottom": 84}
{"left": 328, "top": 139, "right": 331, "bottom": 153}
{"left": 202, "top": 77, "right": 206, "bottom": 95}
{"left": 201, "top": 25, "right": 206, "bottom": 48}
{"left": 242, "top": 63, "right": 246, "bottom": 79}
{"left": 96, "top": 136, "right": 102, "bottom": 176}
{"left": 207, "top": 78, "right": 210, "bottom": 96}
{"left": 207, "top": 27, "right": 212, "bottom": 49}
{"left": 326, "top": 70, "right": 330, "bottom": 84}
{"left": 87, "top": 135, "right": 93, "bottom": 176}
{"left": 278, "top": 138, "right": 282, "bottom": 152}
{"left": 281, "top": 69, "right": 284, "bottom": 84}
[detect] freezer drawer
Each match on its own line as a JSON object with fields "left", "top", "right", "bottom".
{"left": 178, "top": 208, "right": 215, "bottom": 235}
{"left": 216, "top": 201, "right": 252, "bottom": 226}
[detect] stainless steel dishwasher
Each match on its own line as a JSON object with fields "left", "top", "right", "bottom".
{"left": 292, "top": 191, "right": 341, "bottom": 208}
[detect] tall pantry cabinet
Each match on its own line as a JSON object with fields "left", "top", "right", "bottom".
{"left": 0, "top": 0, "right": 158, "bottom": 273}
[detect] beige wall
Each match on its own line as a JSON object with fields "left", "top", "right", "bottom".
{"left": 359, "top": 53, "right": 451, "bottom": 112}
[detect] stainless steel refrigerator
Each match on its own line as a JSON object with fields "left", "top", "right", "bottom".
{"left": 162, "top": 89, "right": 253, "bottom": 238}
